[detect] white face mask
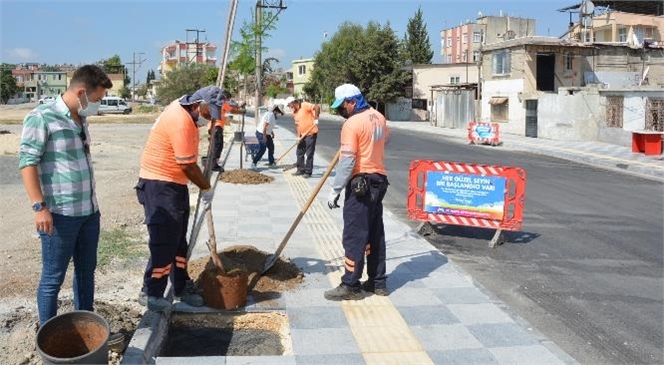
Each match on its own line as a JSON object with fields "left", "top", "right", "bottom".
{"left": 78, "top": 92, "right": 100, "bottom": 117}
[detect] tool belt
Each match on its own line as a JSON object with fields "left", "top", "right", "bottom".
{"left": 350, "top": 173, "right": 388, "bottom": 203}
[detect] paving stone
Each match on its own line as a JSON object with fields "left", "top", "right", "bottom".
{"left": 428, "top": 348, "right": 499, "bottom": 364}
{"left": 447, "top": 303, "right": 513, "bottom": 325}
{"left": 389, "top": 288, "right": 443, "bottom": 307}
{"left": 295, "top": 353, "right": 365, "bottom": 365}
{"left": 411, "top": 324, "right": 483, "bottom": 351}
{"left": 397, "top": 305, "right": 459, "bottom": 326}
{"left": 431, "top": 287, "right": 492, "bottom": 304}
{"left": 287, "top": 306, "right": 347, "bottom": 329}
{"left": 290, "top": 328, "right": 361, "bottom": 355}
{"left": 468, "top": 323, "right": 539, "bottom": 348}
{"left": 489, "top": 345, "right": 566, "bottom": 364}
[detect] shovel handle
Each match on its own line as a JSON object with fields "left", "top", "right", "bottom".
{"left": 275, "top": 123, "right": 317, "bottom": 164}
{"left": 263, "top": 149, "right": 341, "bottom": 273}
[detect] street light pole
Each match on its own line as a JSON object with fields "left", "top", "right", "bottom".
{"left": 131, "top": 52, "right": 146, "bottom": 102}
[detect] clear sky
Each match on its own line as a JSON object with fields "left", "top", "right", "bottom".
{"left": 1, "top": 0, "right": 576, "bottom": 84}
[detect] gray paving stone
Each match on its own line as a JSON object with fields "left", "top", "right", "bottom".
{"left": 287, "top": 306, "right": 347, "bottom": 329}
{"left": 489, "top": 345, "right": 566, "bottom": 364}
{"left": 295, "top": 353, "right": 366, "bottom": 365}
{"left": 432, "top": 287, "right": 493, "bottom": 304}
{"left": 389, "top": 287, "right": 443, "bottom": 306}
{"left": 467, "top": 323, "right": 539, "bottom": 348}
{"left": 428, "top": 348, "right": 499, "bottom": 364}
{"left": 385, "top": 271, "right": 428, "bottom": 291}
{"left": 290, "top": 328, "right": 361, "bottom": 355}
{"left": 419, "top": 271, "right": 475, "bottom": 289}
{"left": 284, "top": 288, "right": 337, "bottom": 308}
{"left": 447, "top": 303, "right": 513, "bottom": 325}
{"left": 226, "top": 356, "right": 297, "bottom": 365}
{"left": 411, "top": 324, "right": 483, "bottom": 351}
{"left": 397, "top": 305, "right": 459, "bottom": 326}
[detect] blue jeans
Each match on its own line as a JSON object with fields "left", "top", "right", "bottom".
{"left": 37, "top": 211, "right": 100, "bottom": 325}
{"left": 253, "top": 131, "right": 275, "bottom": 165}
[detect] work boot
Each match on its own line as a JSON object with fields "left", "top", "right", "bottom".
{"left": 324, "top": 284, "right": 363, "bottom": 301}
{"left": 266, "top": 162, "right": 277, "bottom": 168}
{"left": 212, "top": 164, "right": 224, "bottom": 172}
{"left": 250, "top": 162, "right": 258, "bottom": 170}
{"left": 303, "top": 173, "right": 312, "bottom": 179}
{"left": 175, "top": 280, "right": 204, "bottom": 307}
{"left": 147, "top": 296, "right": 172, "bottom": 312}
{"left": 293, "top": 170, "right": 305, "bottom": 176}
{"left": 361, "top": 280, "right": 388, "bottom": 296}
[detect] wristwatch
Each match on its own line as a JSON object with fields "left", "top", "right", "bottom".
{"left": 32, "top": 201, "right": 46, "bottom": 212}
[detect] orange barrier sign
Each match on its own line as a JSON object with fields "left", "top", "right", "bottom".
{"left": 408, "top": 160, "right": 526, "bottom": 231}
{"left": 468, "top": 121, "right": 500, "bottom": 146}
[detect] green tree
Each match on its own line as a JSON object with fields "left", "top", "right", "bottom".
{"left": 155, "top": 63, "right": 216, "bottom": 104}
{"left": 98, "top": 55, "right": 129, "bottom": 86}
{"left": 305, "top": 21, "right": 407, "bottom": 108}
{"left": 0, "top": 64, "right": 18, "bottom": 103}
{"left": 403, "top": 7, "right": 434, "bottom": 64}
{"left": 119, "top": 86, "right": 131, "bottom": 100}
{"left": 146, "top": 69, "right": 156, "bottom": 85}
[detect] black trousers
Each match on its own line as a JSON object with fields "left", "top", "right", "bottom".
{"left": 135, "top": 178, "right": 191, "bottom": 297}
{"left": 341, "top": 173, "right": 389, "bottom": 288}
{"left": 213, "top": 126, "right": 224, "bottom": 164}
{"left": 296, "top": 133, "right": 317, "bottom": 174}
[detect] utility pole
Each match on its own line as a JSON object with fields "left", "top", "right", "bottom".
{"left": 254, "top": 0, "right": 287, "bottom": 118}
{"left": 186, "top": 28, "right": 206, "bottom": 64}
{"left": 128, "top": 52, "right": 146, "bottom": 102}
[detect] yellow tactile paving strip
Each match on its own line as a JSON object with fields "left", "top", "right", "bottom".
{"left": 278, "top": 143, "right": 434, "bottom": 365}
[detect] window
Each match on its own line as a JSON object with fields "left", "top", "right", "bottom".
{"left": 447, "top": 36, "right": 452, "bottom": 47}
{"left": 58, "top": 74, "right": 62, "bottom": 80}
{"left": 297, "top": 65, "right": 306, "bottom": 75}
{"left": 490, "top": 98, "right": 509, "bottom": 122}
{"left": 565, "top": 52, "right": 573, "bottom": 71}
{"left": 605, "top": 96, "right": 623, "bottom": 128}
{"left": 646, "top": 98, "right": 664, "bottom": 132}
{"left": 456, "top": 36, "right": 460, "bottom": 43}
{"left": 462, "top": 52, "right": 467, "bottom": 62}
{"left": 492, "top": 50, "right": 510, "bottom": 75}
{"left": 618, "top": 27, "right": 627, "bottom": 42}
{"left": 412, "top": 98, "right": 427, "bottom": 110}
{"left": 462, "top": 33, "right": 467, "bottom": 44}
{"left": 449, "top": 76, "right": 460, "bottom": 84}
{"left": 473, "top": 50, "right": 481, "bottom": 62}
{"left": 473, "top": 32, "right": 482, "bottom": 43}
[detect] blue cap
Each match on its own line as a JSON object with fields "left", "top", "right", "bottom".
{"left": 179, "top": 85, "right": 226, "bottom": 121}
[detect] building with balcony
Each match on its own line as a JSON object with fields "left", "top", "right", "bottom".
{"left": 158, "top": 40, "right": 217, "bottom": 77}
{"left": 440, "top": 14, "right": 536, "bottom": 64}
{"left": 291, "top": 58, "right": 314, "bottom": 98}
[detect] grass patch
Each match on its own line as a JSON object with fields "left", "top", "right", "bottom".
{"left": 134, "top": 105, "right": 160, "bottom": 113}
{"left": 98, "top": 227, "right": 147, "bottom": 268}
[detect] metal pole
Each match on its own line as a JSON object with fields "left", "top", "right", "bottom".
{"left": 132, "top": 52, "right": 136, "bottom": 102}
{"left": 255, "top": 0, "right": 262, "bottom": 118}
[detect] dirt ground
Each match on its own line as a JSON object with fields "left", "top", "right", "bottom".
{"left": 0, "top": 104, "right": 302, "bottom": 364}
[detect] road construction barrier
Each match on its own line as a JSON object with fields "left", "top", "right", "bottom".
{"left": 468, "top": 121, "right": 500, "bottom": 146}
{"left": 407, "top": 160, "right": 527, "bottom": 247}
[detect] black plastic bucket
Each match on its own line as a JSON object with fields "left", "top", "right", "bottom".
{"left": 36, "top": 310, "right": 110, "bottom": 364}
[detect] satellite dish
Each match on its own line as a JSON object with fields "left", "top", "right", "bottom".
{"left": 478, "top": 11, "right": 483, "bottom": 18}
{"left": 582, "top": 16, "right": 592, "bottom": 28}
{"left": 580, "top": 0, "right": 595, "bottom": 15}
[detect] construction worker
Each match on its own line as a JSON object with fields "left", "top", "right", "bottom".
{"left": 251, "top": 105, "right": 284, "bottom": 169}
{"left": 135, "top": 85, "right": 224, "bottom": 311}
{"left": 285, "top": 96, "right": 320, "bottom": 178}
{"left": 18, "top": 65, "right": 113, "bottom": 325}
{"left": 325, "top": 84, "right": 390, "bottom": 301}
{"left": 209, "top": 90, "right": 233, "bottom": 172}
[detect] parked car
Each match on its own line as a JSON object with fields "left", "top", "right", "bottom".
{"left": 98, "top": 96, "right": 132, "bottom": 115}
{"left": 38, "top": 96, "right": 55, "bottom": 104}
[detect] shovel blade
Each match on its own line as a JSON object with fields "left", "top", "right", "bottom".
{"left": 262, "top": 254, "right": 277, "bottom": 274}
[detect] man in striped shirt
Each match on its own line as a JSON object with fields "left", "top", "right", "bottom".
{"left": 19, "top": 65, "right": 112, "bottom": 326}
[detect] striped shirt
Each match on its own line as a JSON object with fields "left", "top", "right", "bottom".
{"left": 18, "top": 95, "right": 98, "bottom": 217}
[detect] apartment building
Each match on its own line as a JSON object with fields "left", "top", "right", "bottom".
{"left": 158, "top": 40, "right": 217, "bottom": 77}
{"left": 291, "top": 58, "right": 314, "bottom": 98}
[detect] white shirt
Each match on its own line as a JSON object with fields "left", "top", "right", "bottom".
{"left": 256, "top": 111, "right": 276, "bottom": 135}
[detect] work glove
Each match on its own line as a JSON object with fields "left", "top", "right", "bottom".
{"left": 314, "top": 119, "right": 319, "bottom": 125}
{"left": 327, "top": 189, "right": 340, "bottom": 209}
{"left": 201, "top": 189, "right": 215, "bottom": 207}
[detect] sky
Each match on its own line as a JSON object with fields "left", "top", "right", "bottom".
{"left": 0, "top": 0, "right": 577, "bottom": 84}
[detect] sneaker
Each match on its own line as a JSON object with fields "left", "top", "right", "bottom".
{"left": 212, "top": 165, "right": 224, "bottom": 172}
{"left": 361, "top": 280, "right": 388, "bottom": 296}
{"left": 176, "top": 292, "right": 204, "bottom": 307}
{"left": 267, "top": 162, "right": 277, "bottom": 168}
{"left": 250, "top": 162, "right": 257, "bottom": 170}
{"left": 147, "top": 296, "right": 172, "bottom": 312}
{"left": 324, "top": 284, "right": 363, "bottom": 301}
{"left": 303, "top": 173, "right": 312, "bottom": 179}
{"left": 292, "top": 170, "right": 305, "bottom": 176}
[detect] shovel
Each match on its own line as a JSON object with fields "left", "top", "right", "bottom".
{"left": 262, "top": 149, "right": 341, "bottom": 274}
{"left": 275, "top": 123, "right": 317, "bottom": 167}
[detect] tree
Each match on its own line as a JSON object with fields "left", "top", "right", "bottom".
{"left": 98, "top": 55, "right": 129, "bottom": 86}
{"left": 403, "top": 7, "right": 433, "bottom": 64}
{"left": 155, "top": 63, "right": 216, "bottom": 104}
{"left": 305, "top": 21, "right": 408, "bottom": 108}
{"left": 146, "top": 70, "right": 156, "bottom": 85}
{"left": 0, "top": 64, "right": 18, "bottom": 103}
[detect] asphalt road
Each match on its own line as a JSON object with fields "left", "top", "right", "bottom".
{"left": 274, "top": 113, "right": 664, "bottom": 365}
